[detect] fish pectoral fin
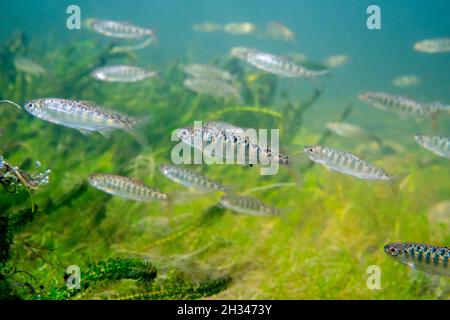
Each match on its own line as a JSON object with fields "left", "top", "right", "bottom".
{"left": 98, "top": 128, "right": 114, "bottom": 139}
{"left": 78, "top": 128, "right": 93, "bottom": 136}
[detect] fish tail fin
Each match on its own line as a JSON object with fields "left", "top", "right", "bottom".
{"left": 126, "top": 115, "right": 153, "bottom": 147}
{"left": 389, "top": 172, "right": 409, "bottom": 195}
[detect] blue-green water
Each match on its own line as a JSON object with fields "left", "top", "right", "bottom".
{"left": 0, "top": 0, "right": 449, "bottom": 300}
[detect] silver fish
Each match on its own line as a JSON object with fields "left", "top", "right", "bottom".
{"left": 223, "top": 22, "right": 256, "bottom": 35}
{"left": 358, "top": 92, "right": 448, "bottom": 118}
{"left": 88, "top": 173, "right": 167, "bottom": 201}
{"left": 326, "top": 122, "right": 380, "bottom": 143}
{"left": 384, "top": 242, "right": 449, "bottom": 277}
{"left": 91, "top": 65, "right": 158, "bottom": 83}
{"left": 415, "top": 135, "right": 450, "bottom": 159}
{"left": 14, "top": 57, "right": 47, "bottom": 76}
{"left": 391, "top": 75, "right": 420, "bottom": 88}
{"left": 87, "top": 19, "right": 155, "bottom": 39}
{"left": 265, "top": 22, "right": 295, "bottom": 42}
{"left": 184, "top": 64, "right": 235, "bottom": 82}
{"left": 219, "top": 194, "right": 281, "bottom": 216}
{"left": 322, "top": 54, "right": 349, "bottom": 68}
{"left": 183, "top": 77, "right": 242, "bottom": 102}
{"left": 203, "top": 121, "right": 246, "bottom": 135}
{"left": 304, "top": 145, "right": 396, "bottom": 182}
{"left": 17, "top": 98, "right": 149, "bottom": 145}
{"left": 428, "top": 201, "right": 450, "bottom": 226}
{"left": 192, "top": 22, "right": 222, "bottom": 33}
{"left": 176, "top": 124, "right": 290, "bottom": 167}
{"left": 159, "top": 164, "right": 230, "bottom": 193}
{"left": 231, "top": 48, "right": 329, "bottom": 78}
{"left": 414, "top": 38, "right": 450, "bottom": 54}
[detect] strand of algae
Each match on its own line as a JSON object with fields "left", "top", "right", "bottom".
{"left": 113, "top": 277, "right": 231, "bottom": 300}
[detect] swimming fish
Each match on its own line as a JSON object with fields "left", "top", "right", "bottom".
{"left": 91, "top": 65, "right": 158, "bottom": 83}
{"left": 384, "top": 242, "right": 449, "bottom": 277}
{"left": 223, "top": 22, "right": 256, "bottom": 35}
{"left": 413, "top": 38, "right": 450, "bottom": 54}
{"left": 184, "top": 64, "right": 235, "bottom": 82}
{"left": 88, "top": 173, "right": 167, "bottom": 201}
{"left": 87, "top": 18, "right": 156, "bottom": 39}
{"left": 159, "top": 164, "right": 230, "bottom": 193}
{"left": 219, "top": 194, "right": 281, "bottom": 216}
{"left": 86, "top": 18, "right": 156, "bottom": 52}
{"left": 176, "top": 123, "right": 290, "bottom": 167}
{"left": 0, "top": 99, "right": 150, "bottom": 146}
{"left": 326, "top": 122, "right": 380, "bottom": 144}
{"left": 414, "top": 135, "right": 450, "bottom": 159}
{"left": 192, "top": 22, "right": 222, "bottom": 33}
{"left": 203, "top": 121, "right": 246, "bottom": 135}
{"left": 14, "top": 57, "right": 47, "bottom": 76}
{"left": 391, "top": 75, "right": 420, "bottom": 88}
{"left": 322, "top": 54, "right": 349, "bottom": 68}
{"left": 183, "top": 77, "right": 243, "bottom": 102}
{"left": 304, "top": 145, "right": 402, "bottom": 185}
{"left": 428, "top": 201, "right": 450, "bottom": 226}
{"left": 265, "top": 22, "right": 295, "bottom": 42}
{"left": 231, "top": 48, "right": 329, "bottom": 78}
{"left": 358, "top": 92, "right": 448, "bottom": 118}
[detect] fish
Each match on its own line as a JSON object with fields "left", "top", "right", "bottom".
{"left": 304, "top": 145, "right": 403, "bottom": 185}
{"left": 231, "top": 48, "right": 329, "bottom": 78}
{"left": 391, "top": 75, "right": 420, "bottom": 88}
{"left": 219, "top": 194, "right": 281, "bottom": 216}
{"left": 414, "top": 135, "right": 450, "bottom": 159}
{"left": 428, "top": 201, "right": 450, "bottom": 226}
{"left": 86, "top": 19, "right": 156, "bottom": 39}
{"left": 88, "top": 173, "right": 167, "bottom": 201}
{"left": 223, "top": 22, "right": 256, "bottom": 35}
{"left": 176, "top": 123, "right": 291, "bottom": 167}
{"left": 192, "top": 22, "right": 222, "bottom": 33}
{"left": 183, "top": 77, "right": 243, "bottom": 102}
{"left": 203, "top": 121, "right": 246, "bottom": 135}
{"left": 384, "top": 242, "right": 449, "bottom": 277}
{"left": 183, "top": 64, "right": 235, "bottom": 82}
{"left": 0, "top": 99, "right": 150, "bottom": 146}
{"left": 413, "top": 38, "right": 450, "bottom": 54}
{"left": 86, "top": 18, "right": 156, "bottom": 52}
{"left": 322, "top": 54, "right": 349, "bottom": 68}
{"left": 14, "top": 57, "right": 47, "bottom": 76}
{"left": 285, "top": 52, "right": 309, "bottom": 64}
{"left": 159, "top": 164, "right": 230, "bottom": 193}
{"left": 91, "top": 65, "right": 158, "bottom": 83}
{"left": 326, "top": 122, "right": 380, "bottom": 144}
{"left": 265, "top": 22, "right": 295, "bottom": 42}
{"left": 358, "top": 92, "right": 448, "bottom": 118}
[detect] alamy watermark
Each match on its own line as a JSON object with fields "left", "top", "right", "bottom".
{"left": 366, "top": 265, "right": 381, "bottom": 290}
{"left": 66, "top": 265, "right": 81, "bottom": 290}
{"left": 170, "top": 121, "right": 280, "bottom": 175}
{"left": 366, "top": 5, "right": 381, "bottom": 30}
{"left": 66, "top": 5, "right": 81, "bottom": 30}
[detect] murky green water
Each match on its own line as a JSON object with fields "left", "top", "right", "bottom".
{"left": 0, "top": 0, "right": 449, "bottom": 300}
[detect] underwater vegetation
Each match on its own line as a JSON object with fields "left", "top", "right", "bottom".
{"left": 0, "top": 5, "right": 449, "bottom": 301}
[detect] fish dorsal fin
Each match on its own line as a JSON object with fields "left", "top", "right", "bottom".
{"left": 78, "top": 128, "right": 93, "bottom": 136}
{"left": 98, "top": 128, "right": 115, "bottom": 138}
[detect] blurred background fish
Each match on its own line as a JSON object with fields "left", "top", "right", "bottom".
{"left": 391, "top": 75, "right": 420, "bottom": 87}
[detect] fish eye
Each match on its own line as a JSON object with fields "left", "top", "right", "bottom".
{"left": 389, "top": 247, "right": 399, "bottom": 256}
